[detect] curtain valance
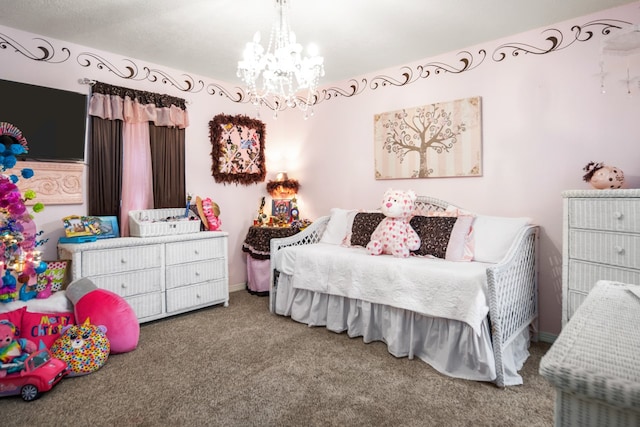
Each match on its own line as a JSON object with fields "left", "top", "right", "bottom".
{"left": 88, "top": 82, "right": 189, "bottom": 129}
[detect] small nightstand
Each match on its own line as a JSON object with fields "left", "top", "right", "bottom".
{"left": 242, "top": 226, "right": 300, "bottom": 295}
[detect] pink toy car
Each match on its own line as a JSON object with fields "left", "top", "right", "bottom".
{"left": 0, "top": 349, "right": 68, "bottom": 401}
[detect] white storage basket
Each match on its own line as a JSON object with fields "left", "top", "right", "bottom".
{"left": 129, "top": 208, "right": 201, "bottom": 237}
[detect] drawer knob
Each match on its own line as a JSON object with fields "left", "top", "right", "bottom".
{"left": 195, "top": 271, "right": 200, "bottom": 277}
{"left": 120, "top": 259, "right": 127, "bottom": 264}
{"left": 196, "top": 294, "right": 201, "bottom": 299}
{"left": 614, "top": 211, "right": 623, "bottom": 220}
{"left": 614, "top": 246, "right": 625, "bottom": 255}
{"left": 121, "top": 283, "right": 127, "bottom": 289}
{"left": 194, "top": 250, "right": 199, "bottom": 255}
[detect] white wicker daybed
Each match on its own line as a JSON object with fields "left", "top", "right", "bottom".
{"left": 269, "top": 196, "right": 538, "bottom": 387}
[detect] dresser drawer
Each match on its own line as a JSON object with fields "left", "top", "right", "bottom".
{"left": 166, "top": 279, "right": 227, "bottom": 313}
{"left": 569, "top": 229, "right": 640, "bottom": 270}
{"left": 89, "top": 268, "right": 162, "bottom": 298}
{"left": 125, "top": 292, "right": 164, "bottom": 320}
{"left": 81, "top": 245, "right": 162, "bottom": 276}
{"left": 165, "top": 238, "right": 225, "bottom": 265}
{"left": 568, "top": 259, "right": 640, "bottom": 292}
{"left": 165, "top": 258, "right": 226, "bottom": 289}
{"left": 569, "top": 199, "right": 640, "bottom": 233}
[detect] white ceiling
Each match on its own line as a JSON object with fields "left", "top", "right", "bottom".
{"left": 0, "top": 0, "right": 637, "bottom": 86}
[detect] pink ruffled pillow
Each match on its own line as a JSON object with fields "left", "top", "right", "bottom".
{"left": 426, "top": 206, "right": 475, "bottom": 262}
{"left": 409, "top": 216, "right": 457, "bottom": 258}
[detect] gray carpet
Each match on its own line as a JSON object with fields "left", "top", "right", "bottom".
{"left": 3, "top": 291, "right": 555, "bottom": 426}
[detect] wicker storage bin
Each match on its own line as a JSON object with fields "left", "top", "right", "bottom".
{"left": 539, "top": 280, "right": 640, "bottom": 426}
{"left": 129, "top": 208, "right": 201, "bottom": 237}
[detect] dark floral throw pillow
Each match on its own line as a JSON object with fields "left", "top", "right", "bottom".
{"left": 410, "top": 216, "right": 457, "bottom": 258}
{"left": 350, "top": 212, "right": 386, "bottom": 247}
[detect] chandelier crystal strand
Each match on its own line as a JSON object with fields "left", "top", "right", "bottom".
{"left": 599, "top": 60, "right": 606, "bottom": 94}
{"left": 237, "top": 0, "right": 324, "bottom": 117}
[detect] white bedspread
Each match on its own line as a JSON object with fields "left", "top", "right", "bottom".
{"left": 275, "top": 243, "right": 492, "bottom": 335}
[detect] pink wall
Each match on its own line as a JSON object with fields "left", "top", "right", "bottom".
{"left": 265, "top": 5, "right": 640, "bottom": 337}
{"left": 1, "top": 3, "right": 639, "bottom": 337}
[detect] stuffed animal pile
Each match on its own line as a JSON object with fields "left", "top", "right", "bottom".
{"left": 366, "top": 189, "right": 421, "bottom": 258}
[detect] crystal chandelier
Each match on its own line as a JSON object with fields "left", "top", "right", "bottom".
{"left": 237, "top": 0, "right": 324, "bottom": 118}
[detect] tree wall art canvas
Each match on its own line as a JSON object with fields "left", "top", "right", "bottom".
{"left": 374, "top": 96, "right": 482, "bottom": 179}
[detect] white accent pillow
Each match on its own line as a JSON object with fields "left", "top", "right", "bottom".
{"left": 320, "top": 208, "right": 354, "bottom": 245}
{"left": 472, "top": 215, "right": 532, "bottom": 263}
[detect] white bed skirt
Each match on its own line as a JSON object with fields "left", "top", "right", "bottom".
{"left": 275, "top": 274, "right": 530, "bottom": 386}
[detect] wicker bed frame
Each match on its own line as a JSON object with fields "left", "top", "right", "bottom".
{"left": 269, "top": 196, "right": 539, "bottom": 387}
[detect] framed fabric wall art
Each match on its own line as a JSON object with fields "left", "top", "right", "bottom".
{"left": 373, "top": 96, "right": 482, "bottom": 179}
{"left": 209, "top": 114, "right": 266, "bottom": 185}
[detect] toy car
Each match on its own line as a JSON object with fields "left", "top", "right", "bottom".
{"left": 0, "top": 349, "right": 68, "bottom": 401}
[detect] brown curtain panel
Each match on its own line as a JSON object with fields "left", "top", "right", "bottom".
{"left": 88, "top": 116, "right": 123, "bottom": 217}
{"left": 88, "top": 81, "right": 188, "bottom": 223}
{"left": 149, "top": 124, "right": 185, "bottom": 208}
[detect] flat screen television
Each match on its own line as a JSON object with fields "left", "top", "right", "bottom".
{"left": 0, "top": 79, "right": 88, "bottom": 163}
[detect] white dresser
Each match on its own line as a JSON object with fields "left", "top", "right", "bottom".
{"left": 58, "top": 231, "right": 229, "bottom": 323}
{"left": 562, "top": 188, "right": 640, "bottom": 326}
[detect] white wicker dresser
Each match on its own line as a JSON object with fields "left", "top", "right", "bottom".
{"left": 562, "top": 189, "right": 640, "bottom": 326}
{"left": 58, "top": 231, "right": 229, "bottom": 323}
{"left": 539, "top": 280, "right": 640, "bottom": 426}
